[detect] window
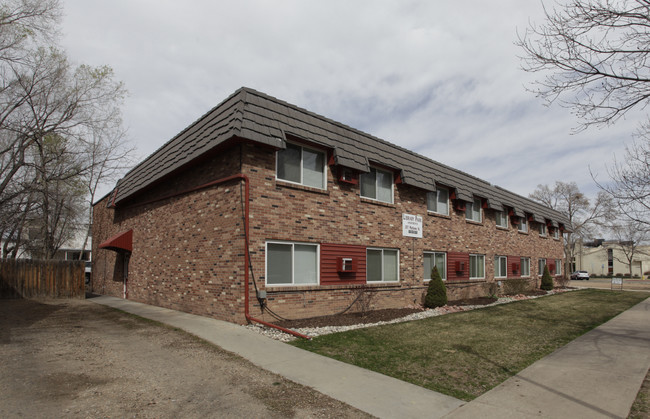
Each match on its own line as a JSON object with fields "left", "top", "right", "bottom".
{"left": 465, "top": 198, "right": 482, "bottom": 222}
{"left": 538, "top": 258, "right": 547, "bottom": 276}
{"left": 276, "top": 143, "right": 325, "bottom": 189}
{"left": 266, "top": 242, "right": 319, "bottom": 286}
{"left": 555, "top": 259, "right": 562, "bottom": 276}
{"left": 495, "top": 255, "right": 507, "bottom": 278}
{"left": 518, "top": 217, "right": 528, "bottom": 232}
{"left": 553, "top": 228, "right": 559, "bottom": 239}
{"left": 539, "top": 223, "right": 547, "bottom": 237}
{"left": 495, "top": 211, "right": 508, "bottom": 228}
{"left": 427, "top": 187, "right": 449, "bottom": 216}
{"left": 521, "top": 257, "right": 531, "bottom": 277}
{"left": 367, "top": 248, "right": 399, "bottom": 282}
{"left": 424, "top": 252, "right": 446, "bottom": 281}
{"left": 360, "top": 167, "right": 393, "bottom": 203}
{"left": 469, "top": 254, "right": 485, "bottom": 279}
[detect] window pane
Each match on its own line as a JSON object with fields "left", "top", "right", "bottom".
{"left": 302, "top": 148, "right": 324, "bottom": 189}
{"left": 367, "top": 249, "right": 382, "bottom": 281}
{"left": 267, "top": 243, "right": 292, "bottom": 284}
{"left": 426, "top": 192, "right": 437, "bottom": 212}
{"left": 437, "top": 189, "right": 449, "bottom": 215}
{"left": 360, "top": 170, "right": 376, "bottom": 199}
{"left": 477, "top": 255, "right": 485, "bottom": 277}
{"left": 294, "top": 244, "right": 317, "bottom": 284}
{"left": 423, "top": 253, "right": 433, "bottom": 280}
{"left": 383, "top": 250, "right": 398, "bottom": 281}
{"left": 376, "top": 169, "right": 393, "bottom": 203}
{"left": 277, "top": 144, "right": 301, "bottom": 183}
{"left": 495, "top": 256, "right": 501, "bottom": 276}
{"left": 470, "top": 255, "right": 477, "bottom": 277}
{"left": 435, "top": 253, "right": 446, "bottom": 280}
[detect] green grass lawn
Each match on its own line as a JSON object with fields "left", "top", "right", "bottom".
{"left": 291, "top": 289, "right": 649, "bottom": 401}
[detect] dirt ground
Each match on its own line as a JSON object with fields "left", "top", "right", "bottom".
{"left": 0, "top": 298, "right": 373, "bottom": 419}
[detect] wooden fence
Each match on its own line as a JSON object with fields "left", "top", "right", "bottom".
{"left": 0, "top": 259, "right": 85, "bottom": 299}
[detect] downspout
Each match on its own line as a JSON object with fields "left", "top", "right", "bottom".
{"left": 120, "top": 172, "right": 310, "bottom": 339}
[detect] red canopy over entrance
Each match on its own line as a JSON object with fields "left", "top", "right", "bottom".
{"left": 98, "top": 229, "right": 133, "bottom": 253}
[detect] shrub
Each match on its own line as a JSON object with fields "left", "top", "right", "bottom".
{"left": 424, "top": 266, "right": 447, "bottom": 308}
{"left": 540, "top": 266, "right": 554, "bottom": 291}
{"left": 502, "top": 278, "right": 531, "bottom": 295}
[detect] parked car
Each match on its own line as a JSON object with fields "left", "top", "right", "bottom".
{"left": 571, "top": 270, "right": 590, "bottom": 280}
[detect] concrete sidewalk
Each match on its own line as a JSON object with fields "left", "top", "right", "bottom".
{"left": 91, "top": 295, "right": 650, "bottom": 419}
{"left": 90, "top": 295, "right": 463, "bottom": 419}
{"left": 445, "top": 296, "right": 650, "bottom": 419}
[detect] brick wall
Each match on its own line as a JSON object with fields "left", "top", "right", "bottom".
{"left": 93, "top": 140, "right": 565, "bottom": 325}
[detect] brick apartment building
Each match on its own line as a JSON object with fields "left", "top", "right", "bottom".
{"left": 92, "top": 87, "right": 570, "bottom": 326}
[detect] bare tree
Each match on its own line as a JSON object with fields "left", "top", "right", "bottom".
{"left": 530, "top": 181, "right": 614, "bottom": 273}
{"left": 605, "top": 220, "right": 650, "bottom": 277}
{"left": 518, "top": 0, "right": 650, "bottom": 132}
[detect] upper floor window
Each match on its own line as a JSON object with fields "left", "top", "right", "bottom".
{"left": 427, "top": 187, "right": 449, "bottom": 215}
{"left": 539, "top": 223, "right": 547, "bottom": 237}
{"left": 518, "top": 217, "right": 528, "bottom": 233}
{"left": 424, "top": 251, "right": 446, "bottom": 281}
{"left": 495, "top": 211, "right": 508, "bottom": 229}
{"left": 367, "top": 248, "right": 399, "bottom": 282}
{"left": 465, "top": 198, "right": 482, "bottom": 223}
{"left": 553, "top": 228, "right": 560, "bottom": 239}
{"left": 266, "top": 241, "right": 319, "bottom": 286}
{"left": 276, "top": 143, "right": 326, "bottom": 189}
{"left": 495, "top": 255, "right": 507, "bottom": 278}
{"left": 469, "top": 254, "right": 485, "bottom": 279}
{"left": 360, "top": 167, "right": 393, "bottom": 203}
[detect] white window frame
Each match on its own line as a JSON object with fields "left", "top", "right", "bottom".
{"left": 495, "top": 210, "right": 508, "bottom": 229}
{"left": 424, "top": 251, "right": 447, "bottom": 281}
{"left": 465, "top": 198, "right": 482, "bottom": 223}
{"left": 360, "top": 167, "right": 394, "bottom": 204}
{"left": 555, "top": 259, "right": 562, "bottom": 276}
{"left": 539, "top": 223, "right": 547, "bottom": 237}
{"left": 521, "top": 257, "right": 531, "bottom": 277}
{"left": 265, "top": 241, "right": 320, "bottom": 286}
{"left": 495, "top": 255, "right": 507, "bottom": 278}
{"left": 426, "top": 187, "right": 449, "bottom": 216}
{"left": 276, "top": 142, "right": 326, "bottom": 189}
{"left": 518, "top": 217, "right": 528, "bottom": 233}
{"left": 469, "top": 254, "right": 485, "bottom": 279}
{"left": 366, "top": 247, "right": 400, "bottom": 283}
{"left": 538, "top": 258, "right": 547, "bottom": 276}
{"left": 553, "top": 228, "right": 559, "bottom": 239}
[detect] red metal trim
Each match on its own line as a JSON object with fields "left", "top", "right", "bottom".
{"left": 98, "top": 229, "right": 133, "bottom": 252}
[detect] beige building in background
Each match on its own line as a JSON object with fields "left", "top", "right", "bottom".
{"left": 575, "top": 241, "right": 650, "bottom": 278}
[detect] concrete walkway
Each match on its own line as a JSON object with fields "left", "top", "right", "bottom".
{"left": 91, "top": 295, "right": 650, "bottom": 419}
{"left": 90, "top": 295, "right": 463, "bottom": 419}
{"left": 445, "top": 296, "right": 650, "bottom": 419}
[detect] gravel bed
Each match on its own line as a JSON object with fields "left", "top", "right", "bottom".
{"left": 245, "top": 289, "right": 574, "bottom": 342}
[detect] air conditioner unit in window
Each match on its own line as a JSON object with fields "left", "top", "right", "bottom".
{"left": 455, "top": 261, "right": 465, "bottom": 272}
{"left": 337, "top": 257, "right": 357, "bottom": 273}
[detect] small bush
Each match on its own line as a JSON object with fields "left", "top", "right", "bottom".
{"left": 540, "top": 266, "right": 554, "bottom": 291}
{"left": 502, "top": 278, "right": 531, "bottom": 295}
{"left": 424, "top": 266, "right": 447, "bottom": 308}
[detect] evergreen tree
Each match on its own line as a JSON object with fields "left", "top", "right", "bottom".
{"left": 540, "top": 265, "right": 554, "bottom": 291}
{"left": 424, "top": 266, "right": 447, "bottom": 308}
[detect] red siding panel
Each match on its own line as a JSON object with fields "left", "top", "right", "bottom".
{"left": 321, "top": 243, "right": 366, "bottom": 285}
{"left": 447, "top": 252, "right": 469, "bottom": 281}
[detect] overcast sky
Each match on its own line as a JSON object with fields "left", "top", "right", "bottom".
{"left": 60, "top": 0, "right": 643, "bottom": 200}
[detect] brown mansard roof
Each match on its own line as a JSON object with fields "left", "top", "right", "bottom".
{"left": 112, "top": 87, "right": 571, "bottom": 230}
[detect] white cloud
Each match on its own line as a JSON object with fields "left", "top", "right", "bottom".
{"left": 61, "top": 0, "right": 641, "bottom": 200}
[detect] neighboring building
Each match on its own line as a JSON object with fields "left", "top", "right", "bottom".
{"left": 92, "top": 87, "right": 570, "bottom": 325}
{"left": 574, "top": 240, "right": 650, "bottom": 278}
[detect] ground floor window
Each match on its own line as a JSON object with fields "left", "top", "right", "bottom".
{"left": 521, "top": 257, "right": 530, "bottom": 277}
{"left": 538, "top": 258, "right": 547, "bottom": 276}
{"left": 495, "top": 255, "right": 507, "bottom": 278}
{"left": 367, "top": 248, "right": 399, "bottom": 282}
{"left": 469, "top": 254, "right": 485, "bottom": 279}
{"left": 555, "top": 259, "right": 562, "bottom": 276}
{"left": 424, "top": 252, "right": 446, "bottom": 280}
{"left": 266, "top": 241, "right": 319, "bottom": 285}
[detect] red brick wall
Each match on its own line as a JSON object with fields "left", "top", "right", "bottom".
{"left": 93, "top": 140, "right": 565, "bottom": 324}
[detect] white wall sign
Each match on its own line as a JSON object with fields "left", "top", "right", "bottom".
{"left": 402, "top": 213, "right": 423, "bottom": 238}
